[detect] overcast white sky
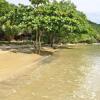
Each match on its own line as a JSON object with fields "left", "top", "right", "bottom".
{"left": 6, "top": 0, "right": 100, "bottom": 24}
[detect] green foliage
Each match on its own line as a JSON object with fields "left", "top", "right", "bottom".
{"left": 0, "top": 0, "right": 16, "bottom": 17}
{"left": 29, "top": 0, "right": 49, "bottom": 5}
{"left": 89, "top": 21, "right": 100, "bottom": 42}
{"left": 0, "top": 0, "right": 99, "bottom": 53}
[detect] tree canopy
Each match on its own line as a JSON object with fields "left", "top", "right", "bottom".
{"left": 0, "top": 0, "right": 98, "bottom": 53}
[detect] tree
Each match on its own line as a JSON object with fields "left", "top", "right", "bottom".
{"left": 29, "top": 0, "right": 49, "bottom": 53}
{"left": 29, "top": 0, "right": 49, "bottom": 6}
{"left": 0, "top": 0, "right": 16, "bottom": 17}
{"left": 0, "top": 0, "right": 98, "bottom": 53}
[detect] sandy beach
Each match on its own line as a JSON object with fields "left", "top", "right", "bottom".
{"left": 0, "top": 44, "right": 57, "bottom": 82}
{"left": 0, "top": 49, "right": 42, "bottom": 81}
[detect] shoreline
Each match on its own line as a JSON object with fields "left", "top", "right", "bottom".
{"left": 55, "top": 43, "right": 100, "bottom": 49}
{"left": 0, "top": 43, "right": 99, "bottom": 82}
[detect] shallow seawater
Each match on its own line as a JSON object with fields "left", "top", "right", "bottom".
{"left": 0, "top": 45, "right": 100, "bottom": 100}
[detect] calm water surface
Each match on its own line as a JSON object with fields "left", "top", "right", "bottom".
{"left": 0, "top": 45, "right": 100, "bottom": 100}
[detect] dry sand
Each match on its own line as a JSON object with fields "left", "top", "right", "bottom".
{"left": 0, "top": 49, "right": 41, "bottom": 81}
{"left": 0, "top": 45, "right": 56, "bottom": 82}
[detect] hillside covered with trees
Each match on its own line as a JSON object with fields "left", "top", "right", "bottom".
{"left": 0, "top": 0, "right": 99, "bottom": 53}
{"left": 89, "top": 21, "right": 100, "bottom": 42}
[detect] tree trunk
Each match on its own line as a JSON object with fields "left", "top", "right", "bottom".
{"left": 50, "top": 33, "right": 55, "bottom": 48}
{"left": 34, "top": 29, "right": 38, "bottom": 53}
{"left": 34, "top": 29, "right": 42, "bottom": 54}
{"left": 38, "top": 31, "right": 42, "bottom": 54}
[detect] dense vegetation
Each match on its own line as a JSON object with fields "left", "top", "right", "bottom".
{"left": 0, "top": 0, "right": 99, "bottom": 53}
{"left": 89, "top": 21, "right": 100, "bottom": 42}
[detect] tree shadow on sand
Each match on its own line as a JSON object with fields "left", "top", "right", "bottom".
{"left": 0, "top": 44, "right": 54, "bottom": 56}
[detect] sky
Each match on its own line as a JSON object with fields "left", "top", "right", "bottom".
{"left": 6, "top": 0, "right": 100, "bottom": 24}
